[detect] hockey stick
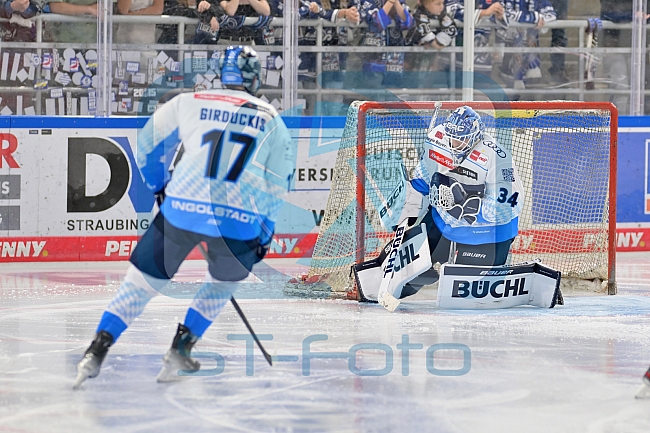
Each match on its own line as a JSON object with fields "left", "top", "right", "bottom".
{"left": 155, "top": 192, "right": 273, "bottom": 366}
{"left": 377, "top": 217, "right": 411, "bottom": 312}
{"left": 194, "top": 242, "right": 273, "bottom": 366}
{"left": 427, "top": 102, "right": 442, "bottom": 135}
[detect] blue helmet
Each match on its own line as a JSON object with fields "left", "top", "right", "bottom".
{"left": 219, "top": 46, "right": 262, "bottom": 95}
{"left": 443, "top": 106, "right": 484, "bottom": 164}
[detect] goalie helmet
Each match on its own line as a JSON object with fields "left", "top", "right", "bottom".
{"left": 443, "top": 106, "right": 484, "bottom": 166}
{"left": 218, "top": 46, "right": 262, "bottom": 96}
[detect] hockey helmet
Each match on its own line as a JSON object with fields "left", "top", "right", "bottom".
{"left": 443, "top": 106, "right": 484, "bottom": 164}
{"left": 219, "top": 46, "right": 262, "bottom": 95}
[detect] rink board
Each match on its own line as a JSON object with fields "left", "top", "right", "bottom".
{"left": 0, "top": 116, "right": 649, "bottom": 262}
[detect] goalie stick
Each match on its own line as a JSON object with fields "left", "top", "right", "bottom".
{"left": 371, "top": 104, "right": 443, "bottom": 311}
{"left": 377, "top": 217, "right": 411, "bottom": 312}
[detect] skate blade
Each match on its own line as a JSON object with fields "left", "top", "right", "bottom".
{"left": 156, "top": 366, "right": 185, "bottom": 383}
{"left": 72, "top": 372, "right": 88, "bottom": 390}
{"left": 635, "top": 383, "right": 650, "bottom": 399}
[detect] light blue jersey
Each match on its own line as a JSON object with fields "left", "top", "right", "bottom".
{"left": 411, "top": 124, "right": 524, "bottom": 245}
{"left": 137, "top": 89, "right": 295, "bottom": 242}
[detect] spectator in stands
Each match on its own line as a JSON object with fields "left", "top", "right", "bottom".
{"left": 405, "top": 0, "right": 457, "bottom": 89}
{"left": 348, "top": 0, "right": 414, "bottom": 90}
{"left": 265, "top": 0, "right": 329, "bottom": 112}
{"left": 1, "top": 0, "right": 39, "bottom": 40}
{"left": 548, "top": 0, "right": 568, "bottom": 84}
{"left": 317, "top": 0, "right": 360, "bottom": 115}
{"left": 0, "top": 0, "right": 39, "bottom": 115}
{"left": 44, "top": 0, "right": 98, "bottom": 43}
{"left": 157, "top": 0, "right": 224, "bottom": 44}
{"left": 158, "top": 0, "right": 197, "bottom": 44}
{"left": 447, "top": 0, "right": 508, "bottom": 79}
{"left": 499, "top": 0, "right": 556, "bottom": 89}
{"left": 115, "top": 0, "right": 164, "bottom": 45}
{"left": 220, "top": 0, "right": 272, "bottom": 44}
{"left": 599, "top": 0, "right": 650, "bottom": 114}
{"left": 194, "top": 0, "right": 226, "bottom": 43}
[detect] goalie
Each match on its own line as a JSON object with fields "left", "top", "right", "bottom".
{"left": 355, "top": 105, "right": 532, "bottom": 310}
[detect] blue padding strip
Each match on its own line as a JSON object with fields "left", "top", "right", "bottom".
{"left": 619, "top": 116, "right": 650, "bottom": 127}
{"left": 281, "top": 116, "right": 347, "bottom": 129}
{"left": 8, "top": 116, "right": 149, "bottom": 129}
{"left": 1, "top": 114, "right": 636, "bottom": 129}
{"left": 0, "top": 116, "right": 348, "bottom": 130}
{"left": 184, "top": 308, "right": 212, "bottom": 337}
{"left": 96, "top": 311, "right": 128, "bottom": 341}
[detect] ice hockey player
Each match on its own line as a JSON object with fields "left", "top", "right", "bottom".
{"left": 407, "top": 105, "right": 524, "bottom": 284}
{"left": 354, "top": 106, "right": 526, "bottom": 310}
{"left": 73, "top": 46, "right": 295, "bottom": 388}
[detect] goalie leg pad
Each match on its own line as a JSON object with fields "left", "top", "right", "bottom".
{"left": 437, "top": 261, "right": 562, "bottom": 309}
{"left": 353, "top": 223, "right": 432, "bottom": 303}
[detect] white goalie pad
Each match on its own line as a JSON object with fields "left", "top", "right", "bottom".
{"left": 437, "top": 261, "right": 562, "bottom": 309}
{"left": 353, "top": 222, "right": 432, "bottom": 305}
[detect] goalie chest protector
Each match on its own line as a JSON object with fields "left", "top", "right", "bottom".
{"left": 418, "top": 125, "right": 524, "bottom": 245}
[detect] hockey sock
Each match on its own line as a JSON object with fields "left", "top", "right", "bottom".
{"left": 101, "top": 265, "right": 168, "bottom": 341}
{"left": 96, "top": 312, "right": 127, "bottom": 341}
{"left": 184, "top": 275, "right": 239, "bottom": 337}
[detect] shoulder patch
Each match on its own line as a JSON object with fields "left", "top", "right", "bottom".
{"left": 483, "top": 140, "right": 507, "bottom": 158}
{"left": 469, "top": 149, "right": 489, "bottom": 166}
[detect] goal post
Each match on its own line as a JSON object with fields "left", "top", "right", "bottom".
{"left": 287, "top": 101, "right": 618, "bottom": 299}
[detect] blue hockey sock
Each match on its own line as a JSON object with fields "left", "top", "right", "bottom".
{"left": 183, "top": 308, "right": 212, "bottom": 337}
{"left": 96, "top": 311, "right": 128, "bottom": 341}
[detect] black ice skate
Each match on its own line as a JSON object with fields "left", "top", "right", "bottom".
{"left": 635, "top": 366, "right": 650, "bottom": 399}
{"left": 73, "top": 331, "right": 114, "bottom": 389}
{"left": 156, "top": 323, "right": 201, "bottom": 383}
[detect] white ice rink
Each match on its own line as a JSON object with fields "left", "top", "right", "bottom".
{"left": 2, "top": 253, "right": 650, "bottom": 432}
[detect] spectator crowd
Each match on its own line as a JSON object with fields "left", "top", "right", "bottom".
{"left": 0, "top": 0, "right": 647, "bottom": 115}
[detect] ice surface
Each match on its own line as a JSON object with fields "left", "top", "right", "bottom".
{"left": 2, "top": 254, "right": 650, "bottom": 432}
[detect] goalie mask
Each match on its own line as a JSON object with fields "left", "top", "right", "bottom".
{"left": 443, "top": 106, "right": 484, "bottom": 166}
{"left": 218, "top": 46, "right": 262, "bottom": 95}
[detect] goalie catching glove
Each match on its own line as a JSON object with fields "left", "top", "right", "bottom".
{"left": 429, "top": 173, "right": 485, "bottom": 225}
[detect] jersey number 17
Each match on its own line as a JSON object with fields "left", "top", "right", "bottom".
{"left": 203, "top": 129, "right": 256, "bottom": 182}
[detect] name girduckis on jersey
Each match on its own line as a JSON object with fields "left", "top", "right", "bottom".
{"left": 199, "top": 107, "right": 268, "bottom": 131}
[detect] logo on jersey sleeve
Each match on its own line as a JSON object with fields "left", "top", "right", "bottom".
{"left": 501, "top": 168, "right": 516, "bottom": 182}
{"left": 469, "top": 150, "right": 488, "bottom": 166}
{"left": 429, "top": 149, "right": 454, "bottom": 168}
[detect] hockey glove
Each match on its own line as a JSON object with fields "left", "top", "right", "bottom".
{"left": 255, "top": 232, "right": 274, "bottom": 261}
{"left": 435, "top": 32, "right": 452, "bottom": 47}
{"left": 449, "top": 182, "right": 467, "bottom": 205}
{"left": 447, "top": 195, "right": 482, "bottom": 224}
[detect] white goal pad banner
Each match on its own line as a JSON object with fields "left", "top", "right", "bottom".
{"left": 437, "top": 262, "right": 562, "bottom": 309}
{"left": 353, "top": 223, "right": 432, "bottom": 302}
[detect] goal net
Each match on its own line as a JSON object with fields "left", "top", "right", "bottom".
{"left": 287, "top": 101, "right": 617, "bottom": 299}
